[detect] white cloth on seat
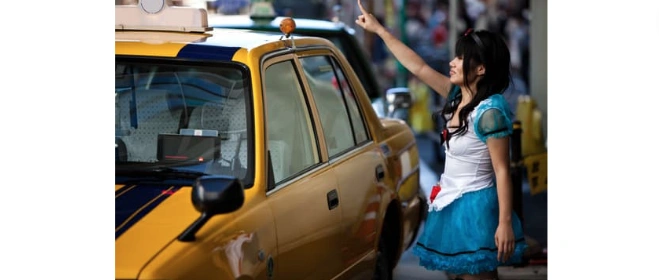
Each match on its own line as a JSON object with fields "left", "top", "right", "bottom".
{"left": 117, "top": 89, "right": 183, "bottom": 162}
{"left": 188, "top": 102, "right": 229, "bottom": 132}
{"left": 187, "top": 95, "right": 247, "bottom": 175}
{"left": 224, "top": 97, "right": 248, "bottom": 172}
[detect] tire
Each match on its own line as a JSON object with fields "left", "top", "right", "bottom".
{"left": 373, "top": 231, "right": 392, "bottom": 280}
{"left": 407, "top": 192, "right": 427, "bottom": 251}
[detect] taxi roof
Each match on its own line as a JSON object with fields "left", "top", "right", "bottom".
{"left": 115, "top": 28, "right": 335, "bottom": 63}
{"left": 116, "top": 28, "right": 288, "bottom": 50}
{"left": 115, "top": 0, "right": 335, "bottom": 60}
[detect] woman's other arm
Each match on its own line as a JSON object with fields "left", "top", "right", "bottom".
{"left": 488, "top": 136, "right": 516, "bottom": 262}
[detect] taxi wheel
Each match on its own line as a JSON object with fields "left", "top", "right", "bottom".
{"left": 373, "top": 230, "right": 392, "bottom": 280}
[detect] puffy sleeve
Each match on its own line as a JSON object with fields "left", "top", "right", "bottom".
{"left": 473, "top": 94, "right": 513, "bottom": 143}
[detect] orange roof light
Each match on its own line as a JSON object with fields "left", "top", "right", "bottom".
{"left": 279, "top": 18, "right": 296, "bottom": 38}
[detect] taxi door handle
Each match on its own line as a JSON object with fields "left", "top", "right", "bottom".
{"left": 375, "top": 164, "right": 385, "bottom": 182}
{"left": 327, "top": 189, "right": 339, "bottom": 210}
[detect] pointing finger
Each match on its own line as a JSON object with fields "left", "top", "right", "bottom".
{"left": 357, "top": 0, "right": 367, "bottom": 14}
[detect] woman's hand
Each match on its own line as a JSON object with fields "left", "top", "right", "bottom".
{"left": 494, "top": 222, "right": 516, "bottom": 263}
{"left": 354, "top": 0, "right": 384, "bottom": 34}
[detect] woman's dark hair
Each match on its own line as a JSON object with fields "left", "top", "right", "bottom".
{"left": 437, "top": 29, "right": 511, "bottom": 138}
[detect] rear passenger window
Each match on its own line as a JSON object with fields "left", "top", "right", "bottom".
{"left": 300, "top": 55, "right": 368, "bottom": 158}
{"left": 329, "top": 57, "right": 369, "bottom": 144}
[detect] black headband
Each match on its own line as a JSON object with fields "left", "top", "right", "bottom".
{"left": 464, "top": 28, "right": 484, "bottom": 50}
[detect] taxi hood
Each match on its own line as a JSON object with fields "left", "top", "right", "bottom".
{"left": 115, "top": 184, "right": 199, "bottom": 279}
{"left": 115, "top": 176, "right": 245, "bottom": 279}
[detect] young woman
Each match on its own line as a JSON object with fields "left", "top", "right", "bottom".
{"left": 354, "top": 1, "right": 527, "bottom": 279}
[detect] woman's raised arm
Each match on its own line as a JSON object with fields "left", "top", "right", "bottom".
{"left": 354, "top": 0, "right": 452, "bottom": 98}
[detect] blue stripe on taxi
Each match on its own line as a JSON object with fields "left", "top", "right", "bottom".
{"left": 177, "top": 44, "right": 241, "bottom": 61}
{"left": 115, "top": 185, "right": 181, "bottom": 239}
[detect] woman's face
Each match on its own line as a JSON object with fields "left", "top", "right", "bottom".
{"left": 449, "top": 56, "right": 465, "bottom": 85}
{"left": 449, "top": 56, "right": 483, "bottom": 87}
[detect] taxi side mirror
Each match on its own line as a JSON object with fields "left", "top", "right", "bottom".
{"left": 386, "top": 87, "right": 412, "bottom": 114}
{"left": 178, "top": 175, "right": 245, "bottom": 242}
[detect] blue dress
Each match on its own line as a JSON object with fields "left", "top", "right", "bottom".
{"left": 413, "top": 88, "right": 527, "bottom": 275}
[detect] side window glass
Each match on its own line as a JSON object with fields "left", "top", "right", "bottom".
{"left": 300, "top": 55, "right": 355, "bottom": 158}
{"left": 329, "top": 57, "right": 369, "bottom": 144}
{"left": 264, "top": 60, "right": 320, "bottom": 184}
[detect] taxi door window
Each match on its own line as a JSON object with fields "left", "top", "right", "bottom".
{"left": 264, "top": 61, "right": 320, "bottom": 184}
{"left": 329, "top": 58, "right": 369, "bottom": 144}
{"left": 300, "top": 55, "right": 359, "bottom": 158}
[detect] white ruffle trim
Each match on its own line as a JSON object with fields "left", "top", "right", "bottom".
{"left": 428, "top": 189, "right": 464, "bottom": 212}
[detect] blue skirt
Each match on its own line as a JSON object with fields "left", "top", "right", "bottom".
{"left": 413, "top": 186, "right": 527, "bottom": 275}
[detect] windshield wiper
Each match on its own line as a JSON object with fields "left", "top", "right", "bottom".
{"left": 154, "top": 167, "right": 209, "bottom": 178}
{"left": 116, "top": 167, "right": 208, "bottom": 179}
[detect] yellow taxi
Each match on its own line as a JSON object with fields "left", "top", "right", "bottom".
{"left": 115, "top": 1, "right": 425, "bottom": 279}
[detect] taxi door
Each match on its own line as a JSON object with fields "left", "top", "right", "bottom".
{"left": 298, "top": 52, "right": 386, "bottom": 277}
{"left": 261, "top": 56, "right": 346, "bottom": 279}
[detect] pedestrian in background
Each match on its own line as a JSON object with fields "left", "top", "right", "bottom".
{"left": 407, "top": 76, "right": 434, "bottom": 134}
{"left": 354, "top": 0, "right": 527, "bottom": 279}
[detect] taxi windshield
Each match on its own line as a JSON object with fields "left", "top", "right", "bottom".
{"left": 115, "top": 58, "right": 253, "bottom": 185}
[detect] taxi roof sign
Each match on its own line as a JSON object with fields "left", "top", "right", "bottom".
{"left": 115, "top": 0, "right": 211, "bottom": 33}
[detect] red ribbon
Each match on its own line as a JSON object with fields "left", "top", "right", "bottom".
{"left": 430, "top": 184, "right": 441, "bottom": 203}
